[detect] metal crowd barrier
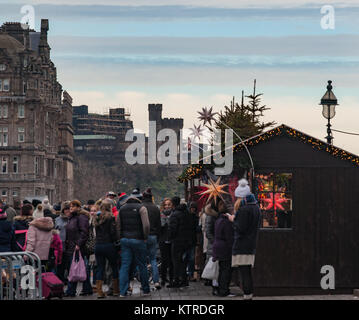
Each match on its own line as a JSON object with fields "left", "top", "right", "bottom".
{"left": 0, "top": 252, "right": 42, "bottom": 300}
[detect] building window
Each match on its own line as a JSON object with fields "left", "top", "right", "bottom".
{"left": 2, "top": 79, "right": 10, "bottom": 92}
{"left": 0, "top": 127, "right": 8, "bottom": 147}
{"left": 18, "top": 105, "right": 25, "bottom": 118}
{"left": 18, "top": 127, "right": 25, "bottom": 143}
{"left": 34, "top": 156, "right": 39, "bottom": 174}
{"left": 12, "top": 190, "right": 19, "bottom": 198}
{"left": 0, "top": 105, "right": 8, "bottom": 118}
{"left": 13, "top": 156, "right": 19, "bottom": 173}
{"left": 23, "top": 81, "right": 27, "bottom": 94}
{"left": 0, "top": 64, "right": 6, "bottom": 71}
{"left": 1, "top": 157, "right": 8, "bottom": 174}
{"left": 255, "top": 172, "right": 293, "bottom": 229}
{"left": 1, "top": 190, "right": 7, "bottom": 197}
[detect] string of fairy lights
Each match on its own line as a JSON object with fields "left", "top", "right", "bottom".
{"left": 177, "top": 124, "right": 359, "bottom": 183}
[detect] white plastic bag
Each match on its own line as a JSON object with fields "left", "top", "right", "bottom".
{"left": 201, "top": 257, "right": 219, "bottom": 280}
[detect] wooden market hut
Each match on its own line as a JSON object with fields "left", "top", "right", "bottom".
{"left": 180, "top": 124, "right": 359, "bottom": 295}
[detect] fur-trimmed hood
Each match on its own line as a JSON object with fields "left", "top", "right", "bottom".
{"left": 14, "top": 215, "right": 34, "bottom": 222}
{"left": 204, "top": 203, "right": 219, "bottom": 217}
{"left": 29, "top": 217, "right": 54, "bottom": 231}
{"left": 122, "top": 196, "right": 142, "bottom": 204}
{"left": 93, "top": 211, "right": 114, "bottom": 227}
{"left": 71, "top": 208, "right": 90, "bottom": 219}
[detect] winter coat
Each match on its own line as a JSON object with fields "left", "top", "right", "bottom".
{"left": 159, "top": 209, "right": 172, "bottom": 244}
{"left": 13, "top": 216, "right": 34, "bottom": 251}
{"left": 232, "top": 201, "right": 261, "bottom": 255}
{"left": 94, "top": 211, "right": 117, "bottom": 244}
{"left": 55, "top": 213, "right": 68, "bottom": 243}
{"left": 168, "top": 203, "right": 196, "bottom": 246}
{"left": 142, "top": 198, "right": 161, "bottom": 238}
{"left": 204, "top": 203, "right": 219, "bottom": 257}
{"left": 116, "top": 197, "right": 150, "bottom": 241}
{"left": 0, "top": 217, "right": 16, "bottom": 252}
{"left": 26, "top": 217, "right": 54, "bottom": 260}
{"left": 50, "top": 231, "right": 63, "bottom": 265}
{"left": 212, "top": 213, "right": 234, "bottom": 261}
{"left": 64, "top": 209, "right": 89, "bottom": 257}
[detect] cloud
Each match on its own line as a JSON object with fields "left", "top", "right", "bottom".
{"left": 49, "top": 34, "right": 359, "bottom": 60}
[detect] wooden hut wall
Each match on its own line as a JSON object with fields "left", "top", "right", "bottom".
{"left": 235, "top": 135, "right": 359, "bottom": 294}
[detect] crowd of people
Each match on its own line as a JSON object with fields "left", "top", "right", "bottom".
{"left": 0, "top": 178, "right": 260, "bottom": 300}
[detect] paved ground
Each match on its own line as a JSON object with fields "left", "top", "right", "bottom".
{"left": 63, "top": 279, "right": 358, "bottom": 300}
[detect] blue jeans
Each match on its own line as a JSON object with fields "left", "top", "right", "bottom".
{"left": 146, "top": 235, "right": 160, "bottom": 283}
{"left": 119, "top": 238, "right": 150, "bottom": 296}
{"left": 65, "top": 252, "right": 92, "bottom": 295}
{"left": 95, "top": 243, "right": 119, "bottom": 280}
{"left": 185, "top": 246, "right": 196, "bottom": 277}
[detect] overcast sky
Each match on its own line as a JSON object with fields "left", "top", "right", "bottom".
{"left": 1, "top": 0, "right": 359, "bottom": 154}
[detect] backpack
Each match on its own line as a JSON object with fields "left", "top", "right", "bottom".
{"left": 14, "top": 229, "right": 28, "bottom": 251}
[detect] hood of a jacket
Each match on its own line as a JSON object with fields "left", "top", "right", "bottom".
{"left": 122, "top": 196, "right": 142, "bottom": 204}
{"left": 204, "top": 203, "right": 219, "bottom": 217}
{"left": 30, "top": 217, "right": 54, "bottom": 231}
{"left": 14, "top": 215, "right": 34, "bottom": 222}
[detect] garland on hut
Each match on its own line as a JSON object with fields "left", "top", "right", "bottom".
{"left": 178, "top": 124, "right": 359, "bottom": 182}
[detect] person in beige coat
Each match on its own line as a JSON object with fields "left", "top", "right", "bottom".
{"left": 27, "top": 216, "right": 54, "bottom": 266}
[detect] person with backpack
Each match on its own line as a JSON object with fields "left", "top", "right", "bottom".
{"left": 117, "top": 194, "right": 150, "bottom": 297}
{"left": 13, "top": 203, "right": 34, "bottom": 251}
{"left": 0, "top": 209, "right": 17, "bottom": 252}
{"left": 63, "top": 200, "right": 90, "bottom": 297}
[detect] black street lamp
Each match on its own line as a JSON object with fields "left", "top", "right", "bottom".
{"left": 319, "top": 80, "right": 338, "bottom": 145}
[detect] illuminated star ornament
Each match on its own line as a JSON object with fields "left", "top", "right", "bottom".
{"left": 263, "top": 193, "right": 287, "bottom": 211}
{"left": 199, "top": 177, "right": 229, "bottom": 204}
{"left": 189, "top": 124, "right": 204, "bottom": 141}
{"left": 198, "top": 106, "right": 218, "bottom": 126}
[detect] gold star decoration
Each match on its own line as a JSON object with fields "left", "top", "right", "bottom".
{"left": 199, "top": 177, "right": 229, "bottom": 204}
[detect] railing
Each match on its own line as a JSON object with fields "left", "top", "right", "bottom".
{"left": 0, "top": 252, "right": 42, "bottom": 300}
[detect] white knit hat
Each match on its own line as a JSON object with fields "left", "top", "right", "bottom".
{"left": 235, "top": 178, "right": 251, "bottom": 198}
{"left": 33, "top": 204, "right": 44, "bottom": 219}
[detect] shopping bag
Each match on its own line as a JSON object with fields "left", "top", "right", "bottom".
{"left": 68, "top": 250, "right": 87, "bottom": 282}
{"left": 201, "top": 257, "right": 219, "bottom": 280}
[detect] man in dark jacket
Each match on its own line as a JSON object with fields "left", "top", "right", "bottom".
{"left": 142, "top": 188, "right": 161, "bottom": 289}
{"left": 168, "top": 197, "right": 194, "bottom": 288}
{"left": 116, "top": 195, "right": 150, "bottom": 297}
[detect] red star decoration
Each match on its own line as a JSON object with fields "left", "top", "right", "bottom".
{"left": 262, "top": 193, "right": 287, "bottom": 211}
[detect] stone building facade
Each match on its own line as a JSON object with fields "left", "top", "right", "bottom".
{"left": 0, "top": 20, "right": 74, "bottom": 205}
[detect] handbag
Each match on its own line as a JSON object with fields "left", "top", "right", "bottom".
{"left": 68, "top": 250, "right": 87, "bottom": 282}
{"left": 201, "top": 257, "right": 219, "bottom": 281}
